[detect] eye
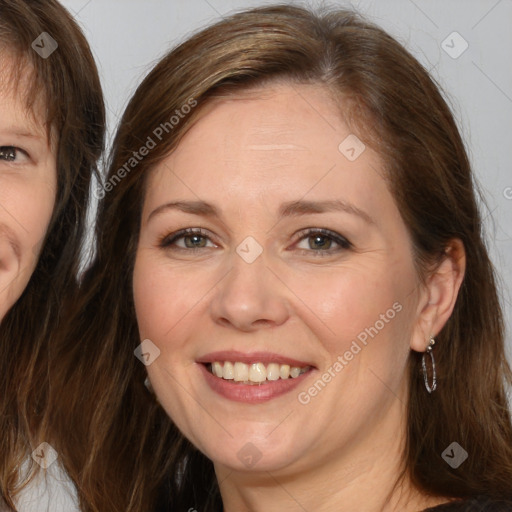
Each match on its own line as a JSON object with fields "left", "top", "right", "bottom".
{"left": 0, "top": 146, "right": 29, "bottom": 163}
{"left": 294, "top": 228, "right": 351, "bottom": 255}
{"left": 159, "top": 228, "right": 217, "bottom": 251}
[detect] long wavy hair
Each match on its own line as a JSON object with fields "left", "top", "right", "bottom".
{"left": 0, "top": 0, "right": 105, "bottom": 509}
{"left": 45, "top": 5, "right": 512, "bottom": 511}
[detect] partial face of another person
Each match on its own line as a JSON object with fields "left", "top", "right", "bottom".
{"left": 0, "top": 57, "right": 57, "bottom": 321}
{"left": 133, "top": 83, "right": 429, "bottom": 475}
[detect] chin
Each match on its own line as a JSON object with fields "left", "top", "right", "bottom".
{"left": 196, "top": 431, "right": 306, "bottom": 474}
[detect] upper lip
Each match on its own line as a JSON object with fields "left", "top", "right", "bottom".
{"left": 197, "top": 350, "right": 315, "bottom": 368}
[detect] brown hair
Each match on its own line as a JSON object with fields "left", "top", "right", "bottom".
{"left": 0, "top": 0, "right": 105, "bottom": 509}
{"left": 46, "top": 4, "right": 512, "bottom": 511}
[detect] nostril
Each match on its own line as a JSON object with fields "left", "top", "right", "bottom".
{"left": 252, "top": 319, "right": 272, "bottom": 327}
{"left": 218, "top": 318, "right": 231, "bottom": 328}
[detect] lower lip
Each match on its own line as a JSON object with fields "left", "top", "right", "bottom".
{"left": 198, "top": 363, "right": 313, "bottom": 404}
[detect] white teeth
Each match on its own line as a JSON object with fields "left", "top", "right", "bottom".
{"left": 222, "top": 361, "right": 234, "bottom": 380}
{"left": 266, "top": 363, "right": 280, "bottom": 381}
{"left": 209, "top": 361, "right": 309, "bottom": 383}
{"left": 233, "top": 362, "right": 249, "bottom": 382}
{"left": 290, "top": 367, "right": 301, "bottom": 378}
{"left": 212, "top": 362, "right": 223, "bottom": 378}
{"left": 249, "top": 362, "right": 266, "bottom": 383}
{"left": 280, "top": 364, "right": 290, "bottom": 379}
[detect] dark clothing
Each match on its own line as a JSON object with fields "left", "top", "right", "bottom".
{"left": 154, "top": 493, "right": 512, "bottom": 511}
{"left": 424, "top": 496, "right": 512, "bottom": 511}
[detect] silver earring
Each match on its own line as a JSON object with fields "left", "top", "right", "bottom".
{"left": 421, "top": 336, "right": 437, "bottom": 393}
{"left": 144, "top": 376, "right": 154, "bottom": 394}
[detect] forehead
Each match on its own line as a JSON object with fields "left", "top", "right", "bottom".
{"left": 153, "top": 84, "right": 346, "bottom": 180}
{"left": 195, "top": 83, "right": 341, "bottom": 141}
{"left": 0, "top": 51, "right": 49, "bottom": 140}
{"left": 145, "top": 83, "right": 391, "bottom": 218}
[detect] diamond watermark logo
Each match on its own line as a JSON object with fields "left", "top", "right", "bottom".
{"left": 31, "top": 442, "right": 58, "bottom": 469}
{"left": 134, "top": 339, "right": 161, "bottom": 366}
{"left": 338, "top": 134, "right": 366, "bottom": 161}
{"left": 237, "top": 442, "right": 263, "bottom": 468}
{"left": 31, "top": 33, "right": 58, "bottom": 59}
{"left": 441, "top": 32, "right": 469, "bottom": 59}
{"left": 441, "top": 441, "right": 468, "bottom": 469}
{"left": 236, "top": 236, "right": 263, "bottom": 264}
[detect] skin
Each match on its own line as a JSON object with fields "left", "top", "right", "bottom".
{"left": 133, "top": 83, "right": 465, "bottom": 511}
{"left": 0, "top": 57, "right": 57, "bottom": 321}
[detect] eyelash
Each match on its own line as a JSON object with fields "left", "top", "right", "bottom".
{"left": 159, "top": 227, "right": 352, "bottom": 256}
{"left": 294, "top": 228, "right": 352, "bottom": 256}
{"left": 159, "top": 228, "right": 212, "bottom": 251}
{"left": 0, "top": 146, "right": 29, "bottom": 163}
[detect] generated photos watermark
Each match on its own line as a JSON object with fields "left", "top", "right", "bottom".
{"left": 298, "top": 301, "right": 403, "bottom": 405}
{"left": 94, "top": 97, "right": 197, "bottom": 200}
{"left": 31, "top": 32, "right": 58, "bottom": 59}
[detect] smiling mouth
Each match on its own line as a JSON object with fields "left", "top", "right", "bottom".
{"left": 205, "top": 361, "right": 311, "bottom": 385}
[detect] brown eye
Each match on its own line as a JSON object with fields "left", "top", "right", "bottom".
{"left": 160, "top": 228, "right": 216, "bottom": 251}
{"left": 0, "top": 146, "right": 29, "bottom": 163}
{"left": 0, "top": 146, "right": 17, "bottom": 162}
{"left": 307, "top": 234, "right": 333, "bottom": 250}
{"left": 183, "top": 234, "right": 208, "bottom": 248}
{"left": 295, "top": 228, "right": 351, "bottom": 254}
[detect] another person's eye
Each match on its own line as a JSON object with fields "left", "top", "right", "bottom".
{"left": 293, "top": 228, "right": 352, "bottom": 255}
{"left": 159, "top": 228, "right": 217, "bottom": 251}
{"left": 0, "top": 146, "right": 30, "bottom": 164}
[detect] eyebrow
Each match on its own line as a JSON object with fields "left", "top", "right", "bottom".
{"left": 0, "top": 127, "right": 44, "bottom": 141}
{"left": 148, "top": 199, "right": 374, "bottom": 225}
{"left": 279, "top": 199, "right": 374, "bottom": 225}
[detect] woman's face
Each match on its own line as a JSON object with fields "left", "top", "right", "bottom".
{"left": 133, "top": 83, "right": 425, "bottom": 475}
{"left": 0, "top": 59, "right": 57, "bottom": 321}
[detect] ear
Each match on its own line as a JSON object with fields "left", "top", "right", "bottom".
{"left": 410, "top": 239, "right": 466, "bottom": 352}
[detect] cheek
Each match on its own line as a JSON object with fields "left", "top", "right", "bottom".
{"left": 24, "top": 196, "right": 56, "bottom": 276}
{"left": 287, "top": 260, "right": 405, "bottom": 351}
{"left": 133, "top": 258, "right": 162, "bottom": 337}
{"left": 26, "top": 186, "right": 55, "bottom": 235}
{"left": 286, "top": 259, "right": 416, "bottom": 403}
{"left": 132, "top": 253, "right": 208, "bottom": 344}
{"left": 0, "top": 170, "right": 56, "bottom": 319}
{"left": 1, "top": 179, "right": 54, "bottom": 256}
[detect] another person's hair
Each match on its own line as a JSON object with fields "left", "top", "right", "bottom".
{"left": 0, "top": 0, "right": 105, "bottom": 508}
{"left": 46, "top": 5, "right": 512, "bottom": 511}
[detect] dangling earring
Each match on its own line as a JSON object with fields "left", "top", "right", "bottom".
{"left": 144, "top": 376, "right": 154, "bottom": 394}
{"left": 421, "top": 336, "right": 437, "bottom": 393}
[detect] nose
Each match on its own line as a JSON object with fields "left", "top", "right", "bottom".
{"left": 210, "top": 251, "right": 290, "bottom": 332}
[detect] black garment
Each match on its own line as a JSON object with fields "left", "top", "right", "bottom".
{"left": 424, "top": 496, "right": 512, "bottom": 511}
{"left": 153, "top": 492, "right": 512, "bottom": 511}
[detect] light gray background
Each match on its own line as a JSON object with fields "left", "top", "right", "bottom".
{"left": 61, "top": 0, "right": 512, "bottom": 367}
